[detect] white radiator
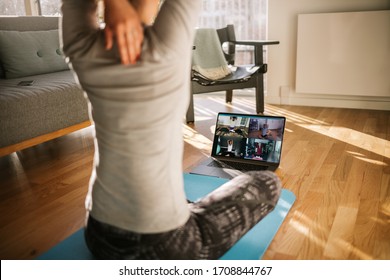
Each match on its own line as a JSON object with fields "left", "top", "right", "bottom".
{"left": 296, "top": 10, "right": 390, "bottom": 97}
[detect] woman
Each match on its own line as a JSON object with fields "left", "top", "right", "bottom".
{"left": 61, "top": 0, "right": 281, "bottom": 259}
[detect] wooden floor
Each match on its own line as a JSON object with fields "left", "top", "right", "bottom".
{"left": 0, "top": 93, "right": 389, "bottom": 260}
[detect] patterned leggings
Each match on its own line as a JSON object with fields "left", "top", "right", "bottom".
{"left": 85, "top": 171, "right": 281, "bottom": 259}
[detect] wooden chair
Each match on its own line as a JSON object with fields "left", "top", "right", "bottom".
{"left": 186, "top": 25, "right": 279, "bottom": 123}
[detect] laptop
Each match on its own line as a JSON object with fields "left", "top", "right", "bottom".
{"left": 190, "top": 112, "right": 286, "bottom": 179}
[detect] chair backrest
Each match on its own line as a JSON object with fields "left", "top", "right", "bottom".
{"left": 216, "top": 25, "right": 236, "bottom": 65}
{"left": 0, "top": 16, "right": 59, "bottom": 31}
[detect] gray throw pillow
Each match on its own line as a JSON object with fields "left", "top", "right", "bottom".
{"left": 0, "top": 29, "right": 69, "bottom": 79}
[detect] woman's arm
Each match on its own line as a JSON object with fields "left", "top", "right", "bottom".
{"left": 103, "top": 0, "right": 144, "bottom": 65}
{"left": 61, "top": 0, "right": 99, "bottom": 60}
{"left": 131, "top": 0, "right": 160, "bottom": 25}
{"left": 151, "top": 0, "right": 201, "bottom": 56}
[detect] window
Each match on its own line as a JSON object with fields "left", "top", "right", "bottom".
{"left": 197, "top": 0, "right": 268, "bottom": 64}
{"left": 0, "top": 0, "right": 26, "bottom": 15}
{"left": 39, "top": 0, "right": 61, "bottom": 16}
{"left": 198, "top": 0, "right": 267, "bottom": 40}
{"left": 0, "top": 0, "right": 61, "bottom": 16}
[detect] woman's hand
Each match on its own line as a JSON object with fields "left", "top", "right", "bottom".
{"left": 103, "top": 0, "right": 144, "bottom": 65}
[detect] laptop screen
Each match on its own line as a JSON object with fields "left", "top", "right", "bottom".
{"left": 211, "top": 113, "right": 286, "bottom": 165}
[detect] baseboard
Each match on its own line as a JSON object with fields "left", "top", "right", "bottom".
{"left": 198, "top": 90, "right": 390, "bottom": 111}
{"left": 266, "top": 94, "right": 390, "bottom": 111}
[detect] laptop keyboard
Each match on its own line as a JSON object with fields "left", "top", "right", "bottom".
{"left": 207, "top": 160, "right": 267, "bottom": 171}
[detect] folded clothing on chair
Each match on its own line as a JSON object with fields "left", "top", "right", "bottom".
{"left": 192, "top": 28, "right": 231, "bottom": 80}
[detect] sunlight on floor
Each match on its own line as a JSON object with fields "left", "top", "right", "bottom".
{"left": 346, "top": 151, "right": 388, "bottom": 166}
{"left": 299, "top": 125, "right": 388, "bottom": 160}
{"left": 266, "top": 104, "right": 389, "bottom": 161}
{"left": 379, "top": 200, "right": 390, "bottom": 218}
{"left": 289, "top": 210, "right": 376, "bottom": 260}
{"left": 8, "top": 153, "right": 29, "bottom": 182}
{"left": 266, "top": 104, "right": 329, "bottom": 125}
{"left": 182, "top": 124, "right": 212, "bottom": 153}
{"left": 193, "top": 106, "right": 216, "bottom": 119}
{"left": 288, "top": 211, "right": 331, "bottom": 256}
{"left": 326, "top": 238, "right": 373, "bottom": 260}
{"left": 195, "top": 96, "right": 254, "bottom": 115}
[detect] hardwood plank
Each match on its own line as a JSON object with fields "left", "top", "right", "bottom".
{"left": 267, "top": 190, "right": 324, "bottom": 258}
{"left": 323, "top": 206, "right": 359, "bottom": 259}
{"left": 351, "top": 199, "right": 379, "bottom": 260}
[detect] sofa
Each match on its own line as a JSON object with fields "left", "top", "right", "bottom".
{"left": 0, "top": 16, "right": 90, "bottom": 157}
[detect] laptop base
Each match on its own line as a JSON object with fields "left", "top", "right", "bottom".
{"left": 190, "top": 157, "right": 276, "bottom": 179}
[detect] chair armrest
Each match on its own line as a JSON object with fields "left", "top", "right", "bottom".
{"left": 230, "top": 40, "right": 280, "bottom": 47}
{"left": 230, "top": 40, "right": 279, "bottom": 65}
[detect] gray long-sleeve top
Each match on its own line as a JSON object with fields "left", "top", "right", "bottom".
{"left": 61, "top": 0, "right": 201, "bottom": 233}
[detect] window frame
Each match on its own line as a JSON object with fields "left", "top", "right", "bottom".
{"left": 23, "top": 0, "right": 40, "bottom": 16}
{"left": 14, "top": 0, "right": 58, "bottom": 16}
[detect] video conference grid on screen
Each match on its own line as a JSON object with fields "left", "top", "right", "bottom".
{"left": 211, "top": 114, "right": 285, "bottom": 164}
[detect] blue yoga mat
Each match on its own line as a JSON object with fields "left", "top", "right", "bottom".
{"left": 38, "top": 173, "right": 295, "bottom": 260}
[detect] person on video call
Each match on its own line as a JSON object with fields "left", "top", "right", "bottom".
{"left": 61, "top": 0, "right": 281, "bottom": 259}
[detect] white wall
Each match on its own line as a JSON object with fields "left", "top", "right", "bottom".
{"left": 267, "top": 0, "right": 390, "bottom": 110}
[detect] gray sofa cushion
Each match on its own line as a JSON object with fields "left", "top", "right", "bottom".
{"left": 0, "top": 71, "right": 89, "bottom": 147}
{"left": 0, "top": 29, "right": 69, "bottom": 79}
